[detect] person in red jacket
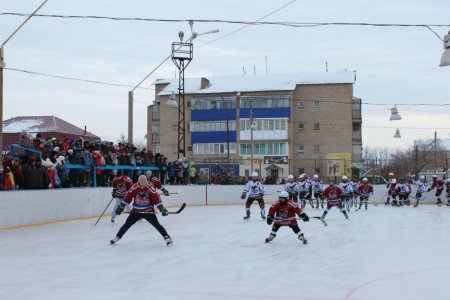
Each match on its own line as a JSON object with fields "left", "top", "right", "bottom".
{"left": 265, "top": 191, "right": 309, "bottom": 244}
{"left": 445, "top": 179, "right": 450, "bottom": 206}
{"left": 357, "top": 178, "right": 374, "bottom": 210}
{"left": 111, "top": 175, "right": 133, "bottom": 222}
{"left": 110, "top": 175, "right": 172, "bottom": 246}
{"left": 321, "top": 178, "right": 349, "bottom": 220}
{"left": 428, "top": 175, "right": 445, "bottom": 205}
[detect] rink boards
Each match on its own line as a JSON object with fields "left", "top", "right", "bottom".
{"left": 0, "top": 184, "right": 440, "bottom": 229}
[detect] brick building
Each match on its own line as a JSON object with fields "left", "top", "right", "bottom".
{"left": 148, "top": 71, "right": 362, "bottom": 182}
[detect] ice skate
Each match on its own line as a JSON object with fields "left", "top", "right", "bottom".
{"left": 298, "top": 233, "right": 307, "bottom": 245}
{"left": 164, "top": 236, "right": 173, "bottom": 247}
{"left": 265, "top": 233, "right": 276, "bottom": 243}
{"left": 243, "top": 211, "right": 250, "bottom": 220}
{"left": 261, "top": 212, "right": 266, "bottom": 220}
{"left": 110, "top": 235, "right": 120, "bottom": 245}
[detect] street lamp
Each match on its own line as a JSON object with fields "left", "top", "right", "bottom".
{"left": 389, "top": 105, "right": 402, "bottom": 121}
{"left": 166, "top": 91, "right": 178, "bottom": 108}
{"left": 439, "top": 30, "right": 450, "bottom": 67}
{"left": 393, "top": 128, "right": 401, "bottom": 138}
{"left": 0, "top": 0, "right": 49, "bottom": 153}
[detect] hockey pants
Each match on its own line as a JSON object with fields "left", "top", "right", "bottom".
{"left": 246, "top": 197, "right": 265, "bottom": 215}
{"left": 322, "top": 203, "right": 348, "bottom": 219}
{"left": 116, "top": 213, "right": 169, "bottom": 239}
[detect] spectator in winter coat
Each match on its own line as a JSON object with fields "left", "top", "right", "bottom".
{"left": 35, "top": 159, "right": 49, "bottom": 189}
{"left": 56, "top": 158, "right": 69, "bottom": 188}
{"left": 0, "top": 166, "right": 12, "bottom": 191}
{"left": 11, "top": 158, "right": 23, "bottom": 189}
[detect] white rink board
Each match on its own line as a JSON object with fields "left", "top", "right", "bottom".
{"left": 0, "top": 184, "right": 442, "bottom": 228}
{"left": 1, "top": 205, "right": 450, "bottom": 300}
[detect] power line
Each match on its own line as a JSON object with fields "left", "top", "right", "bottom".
{"left": 1, "top": 12, "right": 449, "bottom": 28}
{"left": 5, "top": 67, "right": 153, "bottom": 90}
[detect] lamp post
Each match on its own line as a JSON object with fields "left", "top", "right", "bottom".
{"left": 0, "top": 0, "right": 49, "bottom": 154}
{"left": 128, "top": 22, "right": 218, "bottom": 146}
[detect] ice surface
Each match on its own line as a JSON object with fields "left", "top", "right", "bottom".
{"left": 1, "top": 204, "right": 450, "bottom": 300}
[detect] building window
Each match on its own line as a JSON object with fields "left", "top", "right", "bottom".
{"left": 298, "top": 123, "right": 304, "bottom": 129}
{"left": 297, "top": 145, "right": 304, "bottom": 152}
{"left": 191, "top": 96, "right": 236, "bottom": 110}
{"left": 187, "top": 146, "right": 192, "bottom": 152}
{"left": 240, "top": 94, "right": 290, "bottom": 109}
{"left": 313, "top": 123, "right": 320, "bottom": 130}
{"left": 190, "top": 120, "right": 236, "bottom": 132}
{"left": 193, "top": 143, "right": 237, "bottom": 155}
{"left": 152, "top": 145, "right": 160, "bottom": 154}
{"left": 313, "top": 100, "right": 320, "bottom": 108}
{"left": 187, "top": 101, "right": 191, "bottom": 108}
{"left": 297, "top": 100, "right": 304, "bottom": 108}
{"left": 240, "top": 119, "right": 287, "bottom": 131}
{"left": 314, "top": 145, "right": 320, "bottom": 152}
{"left": 240, "top": 142, "right": 288, "bottom": 156}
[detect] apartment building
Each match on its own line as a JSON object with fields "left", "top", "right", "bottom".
{"left": 148, "top": 71, "right": 362, "bottom": 182}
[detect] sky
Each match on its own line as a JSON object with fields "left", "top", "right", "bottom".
{"left": 0, "top": 0, "right": 449, "bottom": 150}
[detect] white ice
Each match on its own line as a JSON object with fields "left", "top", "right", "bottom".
{"left": 2, "top": 204, "right": 450, "bottom": 300}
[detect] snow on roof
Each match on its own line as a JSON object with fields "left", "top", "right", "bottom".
{"left": 2, "top": 116, "right": 99, "bottom": 138}
{"left": 154, "top": 71, "right": 355, "bottom": 96}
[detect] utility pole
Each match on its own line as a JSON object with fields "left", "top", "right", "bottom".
{"left": 0, "top": 0, "right": 49, "bottom": 154}
{"left": 414, "top": 143, "right": 418, "bottom": 177}
{"left": 250, "top": 104, "right": 254, "bottom": 174}
{"left": 434, "top": 129, "right": 437, "bottom": 172}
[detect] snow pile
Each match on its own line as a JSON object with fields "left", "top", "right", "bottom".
{"left": 3, "top": 119, "right": 45, "bottom": 133}
{"left": 155, "top": 71, "right": 356, "bottom": 96}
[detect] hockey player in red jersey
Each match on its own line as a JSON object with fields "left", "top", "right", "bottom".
{"left": 357, "top": 178, "right": 373, "bottom": 210}
{"left": 265, "top": 191, "right": 309, "bottom": 244}
{"left": 428, "top": 174, "right": 445, "bottom": 206}
{"left": 445, "top": 179, "right": 450, "bottom": 206}
{"left": 321, "top": 178, "right": 349, "bottom": 220}
{"left": 145, "top": 170, "right": 170, "bottom": 196}
{"left": 110, "top": 175, "right": 172, "bottom": 246}
{"left": 111, "top": 175, "right": 133, "bottom": 222}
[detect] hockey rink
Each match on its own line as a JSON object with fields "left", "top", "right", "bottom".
{"left": 2, "top": 204, "right": 450, "bottom": 300}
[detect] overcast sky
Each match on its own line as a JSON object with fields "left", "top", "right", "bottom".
{"left": 1, "top": 0, "right": 449, "bottom": 151}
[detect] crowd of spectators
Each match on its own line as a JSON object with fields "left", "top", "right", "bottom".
{"left": 0, "top": 131, "right": 198, "bottom": 190}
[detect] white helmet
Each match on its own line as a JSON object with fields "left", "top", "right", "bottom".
{"left": 299, "top": 174, "right": 305, "bottom": 179}
{"left": 146, "top": 170, "right": 152, "bottom": 176}
{"left": 342, "top": 176, "right": 348, "bottom": 180}
{"left": 279, "top": 191, "right": 289, "bottom": 198}
{"left": 287, "top": 175, "right": 294, "bottom": 180}
{"left": 251, "top": 172, "right": 259, "bottom": 177}
{"left": 313, "top": 174, "right": 319, "bottom": 179}
{"left": 388, "top": 172, "right": 394, "bottom": 176}
{"left": 419, "top": 175, "right": 425, "bottom": 180}
{"left": 137, "top": 175, "right": 148, "bottom": 186}
{"left": 362, "top": 178, "right": 368, "bottom": 182}
{"left": 447, "top": 178, "right": 450, "bottom": 183}
{"left": 432, "top": 174, "right": 438, "bottom": 179}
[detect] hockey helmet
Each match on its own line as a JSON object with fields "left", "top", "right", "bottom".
{"left": 419, "top": 175, "right": 425, "bottom": 181}
{"left": 251, "top": 172, "right": 259, "bottom": 177}
{"left": 146, "top": 170, "right": 152, "bottom": 176}
{"left": 342, "top": 175, "right": 348, "bottom": 180}
{"left": 362, "top": 178, "right": 368, "bottom": 182}
{"left": 279, "top": 191, "right": 289, "bottom": 198}
{"left": 447, "top": 178, "right": 450, "bottom": 183}
{"left": 299, "top": 174, "right": 305, "bottom": 179}
{"left": 432, "top": 174, "right": 438, "bottom": 179}
{"left": 137, "top": 175, "right": 148, "bottom": 187}
{"left": 313, "top": 174, "right": 319, "bottom": 179}
{"left": 287, "top": 174, "right": 294, "bottom": 180}
{"left": 388, "top": 172, "right": 394, "bottom": 177}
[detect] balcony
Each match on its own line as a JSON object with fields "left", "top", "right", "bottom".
{"left": 352, "top": 97, "right": 362, "bottom": 119}
{"left": 352, "top": 131, "right": 362, "bottom": 141}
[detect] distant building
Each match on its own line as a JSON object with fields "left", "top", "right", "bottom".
{"left": 2, "top": 116, "right": 99, "bottom": 150}
{"left": 148, "top": 71, "right": 362, "bottom": 181}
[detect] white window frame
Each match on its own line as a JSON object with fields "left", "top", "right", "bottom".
{"left": 297, "top": 100, "right": 304, "bottom": 108}
{"left": 297, "top": 145, "right": 305, "bottom": 153}
{"left": 313, "top": 100, "right": 321, "bottom": 108}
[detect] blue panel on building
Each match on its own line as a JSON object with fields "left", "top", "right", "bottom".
{"left": 240, "top": 108, "right": 290, "bottom": 118}
{"left": 191, "top": 109, "right": 237, "bottom": 121}
{"left": 192, "top": 131, "right": 237, "bottom": 143}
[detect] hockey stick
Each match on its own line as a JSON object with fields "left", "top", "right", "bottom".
{"left": 93, "top": 198, "right": 114, "bottom": 226}
{"left": 273, "top": 216, "right": 327, "bottom": 226}
{"left": 124, "top": 203, "right": 186, "bottom": 215}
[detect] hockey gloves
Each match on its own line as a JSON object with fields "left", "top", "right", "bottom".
{"left": 161, "top": 208, "right": 169, "bottom": 216}
{"left": 115, "top": 205, "right": 125, "bottom": 216}
{"left": 161, "top": 188, "right": 170, "bottom": 197}
{"left": 241, "top": 193, "right": 247, "bottom": 200}
{"left": 299, "top": 212, "right": 309, "bottom": 222}
{"left": 267, "top": 216, "right": 273, "bottom": 225}
{"left": 111, "top": 191, "right": 116, "bottom": 198}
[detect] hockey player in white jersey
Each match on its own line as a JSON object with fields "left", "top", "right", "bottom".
{"left": 413, "top": 176, "right": 428, "bottom": 207}
{"left": 385, "top": 172, "right": 397, "bottom": 205}
{"left": 241, "top": 172, "right": 266, "bottom": 220}
{"left": 394, "top": 178, "right": 411, "bottom": 206}
{"left": 311, "top": 174, "right": 325, "bottom": 209}
{"left": 349, "top": 176, "right": 360, "bottom": 209}
{"left": 284, "top": 175, "right": 299, "bottom": 203}
{"left": 339, "top": 176, "right": 354, "bottom": 212}
{"left": 296, "top": 174, "right": 311, "bottom": 209}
